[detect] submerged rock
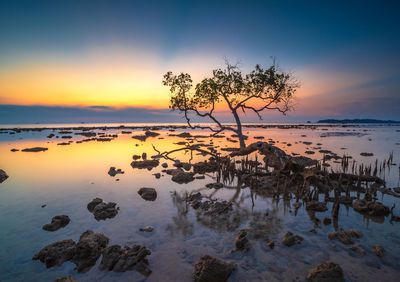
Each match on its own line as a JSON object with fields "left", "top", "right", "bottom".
{"left": 352, "top": 199, "right": 389, "bottom": 217}
{"left": 53, "top": 277, "right": 77, "bottom": 282}
{"left": 306, "top": 201, "right": 328, "bottom": 212}
{"left": 108, "top": 167, "right": 124, "bottom": 177}
{"left": 349, "top": 244, "right": 366, "bottom": 256}
{"left": 42, "top": 215, "right": 71, "bottom": 231}
{"left": 374, "top": 245, "right": 385, "bottom": 257}
{"left": 205, "top": 182, "right": 224, "bottom": 189}
{"left": 87, "top": 198, "right": 118, "bottom": 220}
{"left": 0, "top": 169, "right": 9, "bottom": 183}
{"left": 99, "top": 244, "right": 152, "bottom": 275}
{"left": 234, "top": 229, "right": 250, "bottom": 251}
{"left": 307, "top": 261, "right": 344, "bottom": 282}
{"left": 21, "top": 147, "right": 48, "bottom": 152}
{"left": 281, "top": 231, "right": 303, "bottom": 247}
{"left": 73, "top": 230, "right": 110, "bottom": 272}
{"left": 328, "top": 229, "right": 362, "bottom": 244}
{"left": 131, "top": 159, "right": 159, "bottom": 170}
{"left": 139, "top": 226, "right": 154, "bottom": 232}
{"left": 193, "top": 255, "right": 236, "bottom": 282}
{"left": 138, "top": 187, "right": 157, "bottom": 201}
{"left": 33, "top": 239, "right": 76, "bottom": 268}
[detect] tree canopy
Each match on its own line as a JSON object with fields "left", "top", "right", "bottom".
{"left": 163, "top": 61, "right": 299, "bottom": 148}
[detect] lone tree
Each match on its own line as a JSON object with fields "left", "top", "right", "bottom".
{"left": 163, "top": 61, "right": 299, "bottom": 149}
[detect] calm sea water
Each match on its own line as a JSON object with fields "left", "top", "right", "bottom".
{"left": 0, "top": 123, "right": 399, "bottom": 281}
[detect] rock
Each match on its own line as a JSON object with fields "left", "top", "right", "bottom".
{"left": 0, "top": 169, "right": 9, "bottom": 183}
{"left": 193, "top": 255, "right": 236, "bottom": 282}
{"left": 193, "top": 160, "right": 219, "bottom": 174}
{"left": 33, "top": 239, "right": 77, "bottom": 268}
{"left": 328, "top": 229, "right": 362, "bottom": 244}
{"left": 145, "top": 130, "right": 160, "bottom": 137}
{"left": 305, "top": 151, "right": 315, "bottom": 155}
{"left": 138, "top": 187, "right": 157, "bottom": 201}
{"left": 131, "top": 159, "right": 159, "bottom": 170}
{"left": 349, "top": 244, "right": 366, "bottom": 256}
{"left": 171, "top": 171, "right": 195, "bottom": 184}
{"left": 87, "top": 198, "right": 118, "bottom": 220}
{"left": 195, "top": 175, "right": 206, "bottom": 179}
{"left": 21, "top": 147, "right": 48, "bottom": 152}
{"left": 360, "top": 152, "right": 374, "bottom": 157}
{"left": 182, "top": 162, "right": 192, "bottom": 171}
{"left": 306, "top": 201, "right": 328, "bottom": 212}
{"left": 10, "top": 148, "right": 19, "bottom": 152}
{"left": 108, "top": 167, "right": 124, "bottom": 177}
{"left": 132, "top": 154, "right": 141, "bottom": 160}
{"left": 54, "top": 277, "right": 77, "bottom": 282}
{"left": 234, "top": 229, "right": 250, "bottom": 251}
{"left": 73, "top": 230, "right": 109, "bottom": 272}
{"left": 92, "top": 202, "right": 119, "bottom": 220}
{"left": 161, "top": 162, "right": 168, "bottom": 168}
{"left": 353, "top": 199, "right": 389, "bottom": 216}
{"left": 43, "top": 215, "right": 71, "bottom": 231}
{"left": 281, "top": 231, "right": 303, "bottom": 247}
{"left": 205, "top": 182, "right": 224, "bottom": 189}
{"left": 87, "top": 198, "right": 103, "bottom": 212}
{"left": 374, "top": 245, "right": 385, "bottom": 257}
{"left": 153, "top": 173, "right": 161, "bottom": 179}
{"left": 307, "top": 261, "right": 344, "bottom": 282}
{"left": 99, "top": 244, "right": 152, "bottom": 275}
{"left": 323, "top": 218, "right": 332, "bottom": 225}
{"left": 139, "top": 226, "right": 154, "bottom": 232}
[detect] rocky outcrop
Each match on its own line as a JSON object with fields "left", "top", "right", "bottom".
{"left": 171, "top": 171, "right": 195, "bottom": 184}
{"left": 33, "top": 239, "right": 76, "bottom": 268}
{"left": 42, "top": 215, "right": 70, "bottom": 231}
{"left": 193, "top": 255, "right": 236, "bottom": 282}
{"left": 0, "top": 169, "right": 9, "bottom": 183}
{"left": 108, "top": 167, "right": 124, "bottom": 177}
{"left": 99, "top": 244, "right": 152, "bottom": 276}
{"left": 307, "top": 261, "right": 344, "bottom": 282}
{"left": 131, "top": 159, "right": 159, "bottom": 170}
{"left": 281, "top": 231, "right": 303, "bottom": 246}
{"left": 328, "top": 229, "right": 362, "bottom": 244}
{"left": 87, "top": 198, "right": 118, "bottom": 220}
{"left": 138, "top": 188, "right": 157, "bottom": 201}
{"left": 73, "top": 230, "right": 110, "bottom": 272}
{"left": 352, "top": 199, "right": 389, "bottom": 216}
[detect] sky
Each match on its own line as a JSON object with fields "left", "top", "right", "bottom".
{"left": 0, "top": 0, "right": 399, "bottom": 124}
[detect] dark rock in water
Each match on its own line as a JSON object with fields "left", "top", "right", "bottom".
{"left": 176, "top": 132, "right": 191, "bottom": 138}
{"left": 92, "top": 202, "right": 118, "bottom": 220}
{"left": 234, "top": 229, "right": 250, "bottom": 251}
{"left": 306, "top": 201, "right": 328, "bottom": 212}
{"left": 195, "top": 175, "right": 206, "bottom": 179}
{"left": 108, "top": 167, "right": 124, "bottom": 177}
{"left": 145, "top": 130, "right": 160, "bottom": 137}
{"left": 323, "top": 218, "right": 332, "bottom": 225}
{"left": 353, "top": 199, "right": 389, "bottom": 216}
{"left": 87, "top": 198, "right": 103, "bottom": 212}
{"left": 205, "top": 182, "right": 224, "bottom": 189}
{"left": 139, "top": 226, "right": 154, "bottom": 232}
{"left": 73, "top": 230, "right": 109, "bottom": 273}
{"left": 171, "top": 171, "right": 195, "bottom": 184}
{"left": 132, "top": 154, "right": 141, "bottom": 160}
{"left": 360, "top": 152, "right": 374, "bottom": 157}
{"left": 10, "top": 148, "right": 19, "bottom": 152}
{"left": 305, "top": 150, "right": 315, "bottom": 155}
{"left": 32, "top": 239, "right": 77, "bottom": 268}
{"left": 373, "top": 245, "right": 385, "bottom": 257}
{"left": 307, "top": 261, "right": 344, "bottom": 282}
{"left": 138, "top": 187, "right": 157, "bottom": 201}
{"left": 87, "top": 198, "right": 118, "bottom": 220}
{"left": 99, "top": 244, "right": 152, "bottom": 275}
{"left": 193, "top": 255, "right": 236, "bottom": 282}
{"left": 328, "top": 228, "right": 362, "bottom": 244}
{"left": 193, "top": 160, "right": 219, "bottom": 174}
{"left": 43, "top": 215, "right": 70, "bottom": 231}
{"left": 131, "top": 159, "right": 159, "bottom": 170}
{"left": 0, "top": 169, "right": 9, "bottom": 183}
{"left": 21, "top": 147, "right": 48, "bottom": 152}
{"left": 131, "top": 135, "right": 148, "bottom": 141}
{"left": 349, "top": 244, "right": 366, "bottom": 256}
{"left": 54, "top": 276, "right": 77, "bottom": 282}
{"left": 281, "top": 231, "right": 303, "bottom": 247}
{"left": 161, "top": 162, "right": 168, "bottom": 168}
{"left": 47, "top": 134, "right": 55, "bottom": 139}
{"left": 153, "top": 173, "right": 161, "bottom": 179}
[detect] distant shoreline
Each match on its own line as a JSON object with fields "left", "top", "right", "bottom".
{"left": 318, "top": 119, "right": 400, "bottom": 124}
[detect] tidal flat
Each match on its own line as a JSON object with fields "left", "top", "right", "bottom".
{"left": 0, "top": 123, "right": 399, "bottom": 282}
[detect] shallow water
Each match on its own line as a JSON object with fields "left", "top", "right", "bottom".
{"left": 0, "top": 123, "right": 399, "bottom": 281}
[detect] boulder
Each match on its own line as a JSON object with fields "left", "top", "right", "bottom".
{"left": 234, "top": 229, "right": 250, "bottom": 251}
{"left": 0, "top": 169, "right": 9, "bottom": 183}
{"left": 42, "top": 215, "right": 71, "bottom": 231}
{"left": 138, "top": 188, "right": 157, "bottom": 201}
{"left": 374, "top": 245, "right": 385, "bottom": 257}
{"left": 353, "top": 199, "right": 389, "bottom": 216}
{"left": 87, "top": 198, "right": 103, "bottom": 212}
{"left": 87, "top": 198, "right": 118, "bottom": 220}
{"left": 108, "top": 167, "right": 124, "bottom": 177}
{"left": 193, "top": 255, "right": 236, "bottom": 282}
{"left": 281, "top": 231, "right": 303, "bottom": 247}
{"left": 171, "top": 171, "right": 195, "bottom": 184}
{"left": 131, "top": 159, "right": 159, "bottom": 170}
{"left": 33, "top": 240, "right": 77, "bottom": 268}
{"left": 328, "top": 229, "right": 362, "bottom": 244}
{"left": 307, "top": 261, "right": 344, "bottom": 282}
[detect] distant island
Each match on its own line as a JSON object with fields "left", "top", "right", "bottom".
{"left": 318, "top": 119, "right": 400, "bottom": 124}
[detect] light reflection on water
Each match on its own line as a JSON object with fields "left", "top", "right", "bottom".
{"left": 0, "top": 124, "right": 399, "bottom": 281}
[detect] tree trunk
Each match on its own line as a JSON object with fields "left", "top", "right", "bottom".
{"left": 232, "top": 110, "right": 246, "bottom": 149}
